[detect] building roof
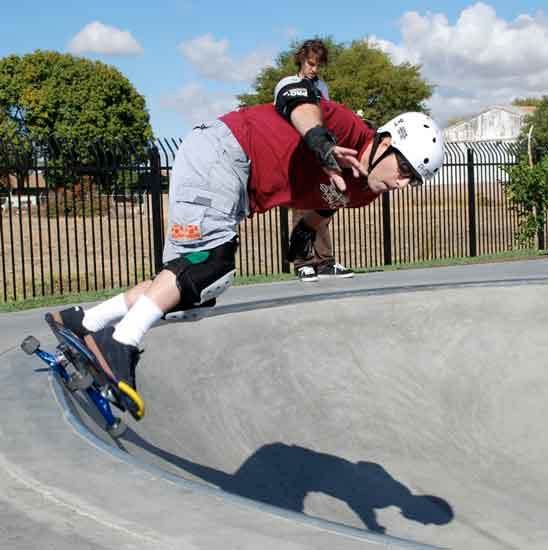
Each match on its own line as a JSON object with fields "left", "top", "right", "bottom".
{"left": 445, "top": 104, "right": 537, "bottom": 131}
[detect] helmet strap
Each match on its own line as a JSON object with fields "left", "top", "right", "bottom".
{"left": 368, "top": 133, "right": 394, "bottom": 175}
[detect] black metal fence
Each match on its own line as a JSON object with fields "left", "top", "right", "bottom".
{"left": 0, "top": 138, "right": 543, "bottom": 302}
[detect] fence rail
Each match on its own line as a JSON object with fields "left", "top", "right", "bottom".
{"left": 0, "top": 137, "right": 543, "bottom": 302}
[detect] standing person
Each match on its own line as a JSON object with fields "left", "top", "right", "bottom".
{"left": 285, "top": 38, "right": 354, "bottom": 282}
{"left": 47, "top": 77, "right": 443, "bottom": 416}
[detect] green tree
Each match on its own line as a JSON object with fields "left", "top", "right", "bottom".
{"left": 512, "top": 97, "right": 542, "bottom": 107}
{"left": 505, "top": 156, "right": 548, "bottom": 246}
{"left": 238, "top": 38, "right": 433, "bottom": 127}
{"left": 0, "top": 50, "right": 152, "bottom": 144}
{"left": 506, "top": 96, "right": 548, "bottom": 246}
{"left": 519, "top": 96, "right": 548, "bottom": 159}
{"left": 0, "top": 50, "right": 153, "bottom": 191}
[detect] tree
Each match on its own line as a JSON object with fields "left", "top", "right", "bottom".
{"left": 505, "top": 156, "right": 548, "bottom": 246}
{"left": 0, "top": 50, "right": 153, "bottom": 190}
{"left": 505, "top": 96, "right": 548, "bottom": 247}
{"left": 238, "top": 38, "right": 433, "bottom": 127}
{"left": 512, "top": 97, "right": 542, "bottom": 107}
{"left": 518, "top": 95, "right": 548, "bottom": 159}
{"left": 0, "top": 50, "right": 152, "bottom": 144}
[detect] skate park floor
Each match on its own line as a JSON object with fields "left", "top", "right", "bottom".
{"left": 2, "top": 259, "right": 548, "bottom": 549}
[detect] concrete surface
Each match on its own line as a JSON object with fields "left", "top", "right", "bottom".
{"left": 1, "top": 259, "right": 548, "bottom": 549}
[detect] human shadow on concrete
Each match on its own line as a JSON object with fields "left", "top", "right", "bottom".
{"left": 120, "top": 432, "right": 453, "bottom": 534}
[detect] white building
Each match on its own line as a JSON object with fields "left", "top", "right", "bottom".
{"left": 444, "top": 105, "right": 536, "bottom": 142}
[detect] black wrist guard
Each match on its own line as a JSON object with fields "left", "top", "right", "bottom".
{"left": 303, "top": 126, "right": 341, "bottom": 172}
{"left": 287, "top": 219, "right": 316, "bottom": 262}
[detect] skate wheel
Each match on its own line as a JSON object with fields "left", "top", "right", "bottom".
{"left": 107, "top": 418, "right": 127, "bottom": 438}
{"left": 21, "top": 335, "right": 40, "bottom": 355}
{"left": 66, "top": 371, "right": 94, "bottom": 391}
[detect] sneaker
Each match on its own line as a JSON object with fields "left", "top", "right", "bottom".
{"left": 84, "top": 327, "right": 140, "bottom": 390}
{"left": 45, "top": 306, "right": 89, "bottom": 339}
{"left": 317, "top": 263, "right": 354, "bottom": 279}
{"left": 296, "top": 266, "right": 318, "bottom": 282}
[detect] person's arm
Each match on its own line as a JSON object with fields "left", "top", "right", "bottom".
{"left": 274, "top": 77, "right": 366, "bottom": 192}
{"left": 290, "top": 104, "right": 367, "bottom": 192}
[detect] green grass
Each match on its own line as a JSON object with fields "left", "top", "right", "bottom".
{"left": 0, "top": 287, "right": 125, "bottom": 313}
{"left": 1, "top": 248, "right": 547, "bottom": 312}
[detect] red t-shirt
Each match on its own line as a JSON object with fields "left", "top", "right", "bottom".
{"left": 220, "top": 100, "right": 378, "bottom": 214}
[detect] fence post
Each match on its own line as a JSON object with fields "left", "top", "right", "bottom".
{"left": 467, "top": 148, "right": 477, "bottom": 257}
{"left": 537, "top": 199, "right": 546, "bottom": 250}
{"left": 382, "top": 192, "right": 392, "bottom": 265}
{"left": 279, "top": 207, "right": 291, "bottom": 273}
{"left": 149, "top": 146, "right": 164, "bottom": 274}
{"left": 538, "top": 225, "right": 546, "bottom": 251}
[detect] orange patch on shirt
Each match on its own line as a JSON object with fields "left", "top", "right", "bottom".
{"left": 171, "top": 223, "right": 202, "bottom": 241}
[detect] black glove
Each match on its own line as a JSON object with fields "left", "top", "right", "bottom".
{"left": 287, "top": 219, "right": 316, "bottom": 262}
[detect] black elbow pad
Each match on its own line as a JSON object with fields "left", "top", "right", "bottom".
{"left": 274, "top": 77, "right": 319, "bottom": 120}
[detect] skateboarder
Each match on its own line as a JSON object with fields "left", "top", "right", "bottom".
{"left": 48, "top": 80, "right": 443, "bottom": 405}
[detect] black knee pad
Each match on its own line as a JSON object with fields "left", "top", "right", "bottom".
{"left": 287, "top": 219, "right": 316, "bottom": 262}
{"left": 163, "top": 237, "right": 237, "bottom": 310}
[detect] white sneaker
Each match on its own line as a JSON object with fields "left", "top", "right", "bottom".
{"left": 297, "top": 266, "right": 318, "bottom": 282}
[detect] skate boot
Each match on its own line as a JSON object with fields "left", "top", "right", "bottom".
{"left": 45, "top": 306, "right": 88, "bottom": 339}
{"left": 84, "top": 327, "right": 144, "bottom": 420}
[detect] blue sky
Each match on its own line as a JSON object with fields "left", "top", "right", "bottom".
{"left": 1, "top": 1, "right": 547, "bottom": 137}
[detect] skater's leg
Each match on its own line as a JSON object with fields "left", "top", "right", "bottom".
{"left": 83, "top": 119, "right": 248, "bottom": 389}
{"left": 112, "top": 271, "right": 179, "bottom": 347}
{"left": 113, "top": 238, "right": 237, "bottom": 347}
{"left": 80, "top": 280, "right": 153, "bottom": 332}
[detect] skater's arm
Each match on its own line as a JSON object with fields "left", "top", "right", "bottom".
{"left": 274, "top": 77, "right": 365, "bottom": 192}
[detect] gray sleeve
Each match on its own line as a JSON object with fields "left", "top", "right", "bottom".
{"left": 315, "top": 78, "right": 330, "bottom": 100}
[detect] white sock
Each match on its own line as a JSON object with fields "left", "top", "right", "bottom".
{"left": 112, "top": 295, "right": 163, "bottom": 347}
{"left": 83, "top": 294, "right": 129, "bottom": 332}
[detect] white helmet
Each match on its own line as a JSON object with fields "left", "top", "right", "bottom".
{"left": 377, "top": 112, "right": 444, "bottom": 184}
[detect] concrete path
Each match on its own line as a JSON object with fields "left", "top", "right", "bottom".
{"left": 2, "top": 259, "right": 548, "bottom": 549}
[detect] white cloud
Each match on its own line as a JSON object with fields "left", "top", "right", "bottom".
{"left": 178, "top": 34, "right": 273, "bottom": 82}
{"left": 161, "top": 83, "right": 238, "bottom": 127}
{"left": 68, "top": 21, "right": 143, "bottom": 56}
{"left": 370, "top": 3, "right": 548, "bottom": 125}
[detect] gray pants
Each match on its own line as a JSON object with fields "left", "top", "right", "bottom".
{"left": 163, "top": 120, "right": 250, "bottom": 264}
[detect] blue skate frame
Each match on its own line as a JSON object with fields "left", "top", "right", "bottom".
{"left": 31, "top": 341, "right": 120, "bottom": 431}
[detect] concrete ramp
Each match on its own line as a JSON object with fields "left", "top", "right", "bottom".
{"left": 3, "top": 261, "right": 548, "bottom": 549}
{"left": 69, "top": 281, "right": 548, "bottom": 548}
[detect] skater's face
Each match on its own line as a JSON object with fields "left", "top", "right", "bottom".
{"left": 299, "top": 54, "right": 322, "bottom": 80}
{"left": 363, "top": 137, "right": 415, "bottom": 194}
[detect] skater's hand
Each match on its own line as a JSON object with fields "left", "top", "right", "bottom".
{"left": 323, "top": 146, "right": 368, "bottom": 193}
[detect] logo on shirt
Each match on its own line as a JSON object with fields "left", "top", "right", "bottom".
{"left": 283, "top": 88, "right": 308, "bottom": 98}
{"left": 319, "top": 182, "right": 349, "bottom": 209}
